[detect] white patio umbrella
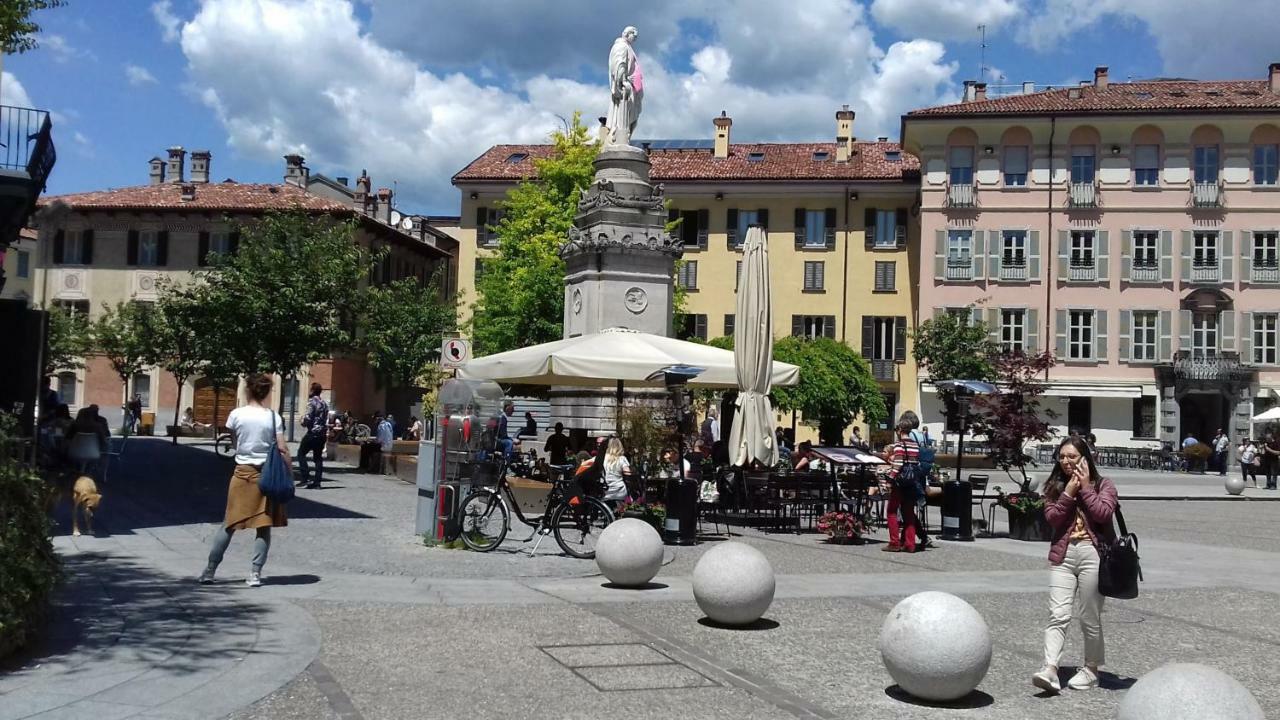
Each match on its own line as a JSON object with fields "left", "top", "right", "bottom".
{"left": 1252, "top": 407, "right": 1280, "bottom": 422}
{"left": 728, "top": 226, "right": 778, "bottom": 467}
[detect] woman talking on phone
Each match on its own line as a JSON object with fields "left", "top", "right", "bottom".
{"left": 1032, "top": 436, "right": 1118, "bottom": 694}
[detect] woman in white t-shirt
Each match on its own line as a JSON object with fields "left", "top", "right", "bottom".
{"left": 198, "top": 373, "right": 290, "bottom": 588}
{"left": 602, "top": 437, "right": 632, "bottom": 503}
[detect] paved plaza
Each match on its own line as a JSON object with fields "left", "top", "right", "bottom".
{"left": 3, "top": 439, "right": 1279, "bottom": 719}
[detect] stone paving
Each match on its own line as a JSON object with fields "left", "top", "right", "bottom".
{"left": 2, "top": 438, "right": 1278, "bottom": 719}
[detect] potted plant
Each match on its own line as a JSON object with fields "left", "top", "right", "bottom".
{"left": 993, "top": 487, "right": 1051, "bottom": 541}
{"left": 617, "top": 501, "right": 667, "bottom": 534}
{"left": 816, "top": 510, "right": 868, "bottom": 544}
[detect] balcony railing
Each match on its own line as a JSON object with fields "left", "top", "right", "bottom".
{"left": 1068, "top": 181, "right": 1098, "bottom": 208}
{"left": 871, "top": 359, "right": 897, "bottom": 382}
{"left": 1068, "top": 261, "right": 1096, "bottom": 282}
{"left": 1130, "top": 262, "right": 1160, "bottom": 283}
{"left": 1192, "top": 181, "right": 1222, "bottom": 208}
{"left": 945, "top": 259, "right": 973, "bottom": 281}
{"left": 947, "top": 183, "right": 976, "bottom": 208}
{"left": 999, "top": 260, "right": 1027, "bottom": 281}
{"left": 1252, "top": 261, "right": 1280, "bottom": 284}
{"left": 1191, "top": 260, "right": 1220, "bottom": 283}
{"left": 0, "top": 106, "right": 55, "bottom": 186}
{"left": 1171, "top": 350, "right": 1253, "bottom": 382}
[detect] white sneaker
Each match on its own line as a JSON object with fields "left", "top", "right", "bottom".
{"left": 245, "top": 571, "right": 262, "bottom": 588}
{"left": 1032, "top": 666, "right": 1061, "bottom": 693}
{"left": 1067, "top": 667, "right": 1098, "bottom": 690}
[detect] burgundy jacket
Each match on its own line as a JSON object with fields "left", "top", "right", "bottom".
{"left": 1042, "top": 476, "right": 1118, "bottom": 565}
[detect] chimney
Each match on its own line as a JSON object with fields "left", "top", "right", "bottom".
{"left": 597, "top": 116, "right": 609, "bottom": 146}
{"left": 148, "top": 156, "right": 165, "bottom": 185}
{"left": 1270, "top": 63, "right": 1280, "bottom": 94}
{"left": 336, "top": 176, "right": 349, "bottom": 187}
{"left": 962, "top": 80, "right": 976, "bottom": 102}
{"left": 283, "top": 154, "right": 309, "bottom": 187}
{"left": 180, "top": 183, "right": 196, "bottom": 202}
{"left": 353, "top": 170, "right": 370, "bottom": 213}
{"left": 973, "top": 82, "right": 987, "bottom": 101}
{"left": 1022, "top": 81, "right": 1035, "bottom": 94}
{"left": 376, "top": 187, "right": 393, "bottom": 224}
{"left": 713, "top": 111, "right": 732, "bottom": 159}
{"left": 1079, "top": 80, "right": 1089, "bottom": 88}
{"left": 835, "top": 105, "right": 855, "bottom": 162}
{"left": 189, "top": 150, "right": 211, "bottom": 183}
{"left": 166, "top": 146, "right": 186, "bottom": 184}
{"left": 1094, "top": 65, "right": 1109, "bottom": 91}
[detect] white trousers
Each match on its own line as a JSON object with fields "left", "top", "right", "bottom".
{"left": 1044, "top": 541, "right": 1105, "bottom": 668}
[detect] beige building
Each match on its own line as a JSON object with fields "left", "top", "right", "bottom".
{"left": 34, "top": 148, "right": 456, "bottom": 431}
{"left": 452, "top": 110, "right": 921, "bottom": 441}
{"left": 1, "top": 227, "right": 36, "bottom": 303}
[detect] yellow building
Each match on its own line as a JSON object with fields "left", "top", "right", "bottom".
{"left": 452, "top": 110, "right": 921, "bottom": 441}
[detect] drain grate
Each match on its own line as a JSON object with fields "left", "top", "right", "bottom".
{"left": 538, "top": 643, "right": 720, "bottom": 692}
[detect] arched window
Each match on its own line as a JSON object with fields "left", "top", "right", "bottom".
{"left": 1190, "top": 125, "right": 1224, "bottom": 184}
{"left": 1000, "top": 126, "right": 1032, "bottom": 187}
{"left": 945, "top": 128, "right": 978, "bottom": 185}
{"left": 1250, "top": 124, "right": 1280, "bottom": 186}
{"left": 1131, "top": 125, "right": 1164, "bottom": 186}
{"left": 1067, "top": 126, "right": 1100, "bottom": 185}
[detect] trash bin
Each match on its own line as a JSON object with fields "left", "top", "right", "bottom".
{"left": 664, "top": 478, "right": 698, "bottom": 545}
{"left": 940, "top": 479, "right": 974, "bottom": 542}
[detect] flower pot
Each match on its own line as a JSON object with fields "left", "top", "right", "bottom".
{"left": 1006, "top": 508, "right": 1052, "bottom": 542}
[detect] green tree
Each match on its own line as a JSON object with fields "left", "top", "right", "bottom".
{"left": 0, "top": 0, "right": 64, "bottom": 54}
{"left": 772, "top": 336, "right": 887, "bottom": 445}
{"left": 363, "top": 275, "right": 456, "bottom": 387}
{"left": 41, "top": 304, "right": 91, "bottom": 376}
{"left": 151, "top": 284, "right": 209, "bottom": 443}
{"left": 911, "top": 309, "right": 997, "bottom": 400}
{"left": 470, "top": 112, "right": 597, "bottom": 354}
{"left": 93, "top": 301, "right": 157, "bottom": 428}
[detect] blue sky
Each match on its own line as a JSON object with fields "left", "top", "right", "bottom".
{"left": 6, "top": 0, "right": 1278, "bottom": 214}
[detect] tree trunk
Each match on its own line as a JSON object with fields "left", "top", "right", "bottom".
{"left": 172, "top": 376, "right": 185, "bottom": 444}
{"left": 212, "top": 384, "right": 222, "bottom": 453}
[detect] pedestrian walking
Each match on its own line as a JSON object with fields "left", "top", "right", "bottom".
{"left": 1212, "top": 428, "right": 1230, "bottom": 475}
{"left": 198, "top": 373, "right": 289, "bottom": 588}
{"left": 881, "top": 413, "right": 922, "bottom": 553}
{"left": 1239, "top": 438, "right": 1260, "bottom": 488}
{"left": 1032, "top": 435, "right": 1118, "bottom": 694}
{"left": 1264, "top": 432, "right": 1280, "bottom": 490}
{"left": 700, "top": 407, "right": 720, "bottom": 448}
{"left": 127, "top": 394, "right": 143, "bottom": 434}
{"left": 296, "top": 382, "right": 328, "bottom": 489}
{"left": 544, "top": 422, "right": 571, "bottom": 465}
{"left": 376, "top": 412, "right": 395, "bottom": 474}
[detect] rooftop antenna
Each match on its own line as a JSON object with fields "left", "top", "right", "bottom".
{"left": 978, "top": 24, "right": 988, "bottom": 83}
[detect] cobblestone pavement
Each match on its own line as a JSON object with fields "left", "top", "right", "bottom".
{"left": 3, "top": 438, "right": 1278, "bottom": 719}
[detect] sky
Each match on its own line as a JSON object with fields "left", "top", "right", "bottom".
{"left": 6, "top": 0, "right": 1280, "bottom": 215}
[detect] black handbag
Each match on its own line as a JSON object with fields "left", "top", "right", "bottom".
{"left": 1097, "top": 506, "right": 1142, "bottom": 599}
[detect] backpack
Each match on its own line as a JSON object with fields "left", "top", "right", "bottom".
{"left": 909, "top": 429, "right": 936, "bottom": 475}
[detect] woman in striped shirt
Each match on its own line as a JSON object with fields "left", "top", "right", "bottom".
{"left": 882, "top": 414, "right": 921, "bottom": 553}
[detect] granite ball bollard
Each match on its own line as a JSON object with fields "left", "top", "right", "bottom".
{"left": 692, "top": 542, "right": 775, "bottom": 625}
{"left": 878, "top": 591, "right": 992, "bottom": 702}
{"left": 1117, "top": 663, "right": 1265, "bottom": 720}
{"left": 594, "top": 518, "right": 664, "bottom": 586}
{"left": 1225, "top": 475, "right": 1246, "bottom": 495}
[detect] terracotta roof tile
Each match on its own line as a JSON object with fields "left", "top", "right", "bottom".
{"left": 907, "top": 80, "right": 1280, "bottom": 118}
{"left": 40, "top": 181, "right": 351, "bottom": 212}
{"left": 452, "top": 141, "right": 918, "bottom": 184}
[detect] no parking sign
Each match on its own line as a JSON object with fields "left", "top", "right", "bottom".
{"left": 440, "top": 338, "right": 471, "bottom": 368}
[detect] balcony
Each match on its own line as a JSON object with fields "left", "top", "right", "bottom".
{"left": 0, "top": 105, "right": 56, "bottom": 252}
{"left": 1067, "top": 261, "right": 1096, "bottom": 282}
{"left": 944, "top": 258, "right": 973, "bottom": 281}
{"left": 871, "top": 359, "right": 897, "bottom": 382}
{"left": 1192, "top": 182, "right": 1222, "bottom": 208}
{"left": 1068, "top": 181, "right": 1098, "bottom": 208}
{"left": 1190, "top": 260, "right": 1220, "bottom": 283}
{"left": 1171, "top": 351, "right": 1253, "bottom": 382}
{"left": 947, "top": 183, "right": 976, "bottom": 208}
{"left": 1252, "top": 261, "right": 1280, "bottom": 284}
{"left": 999, "top": 260, "right": 1027, "bottom": 281}
{"left": 1130, "top": 262, "right": 1160, "bottom": 283}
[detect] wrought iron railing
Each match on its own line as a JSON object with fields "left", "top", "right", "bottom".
{"left": 1068, "top": 181, "right": 1098, "bottom": 208}
{"left": 0, "top": 105, "right": 55, "bottom": 185}
{"left": 871, "top": 359, "right": 897, "bottom": 381}
{"left": 1130, "top": 262, "right": 1160, "bottom": 282}
{"left": 1252, "top": 262, "right": 1280, "bottom": 284}
{"left": 1068, "top": 261, "right": 1096, "bottom": 281}
{"left": 1171, "top": 350, "right": 1253, "bottom": 381}
{"left": 1192, "top": 181, "right": 1222, "bottom": 208}
{"left": 947, "top": 183, "right": 976, "bottom": 208}
{"left": 999, "top": 261, "right": 1027, "bottom": 281}
{"left": 945, "top": 259, "right": 973, "bottom": 281}
{"left": 1191, "top": 260, "right": 1220, "bottom": 283}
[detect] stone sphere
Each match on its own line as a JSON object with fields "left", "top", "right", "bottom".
{"left": 1225, "top": 475, "right": 1246, "bottom": 495}
{"left": 595, "top": 518, "right": 664, "bottom": 586}
{"left": 878, "top": 591, "right": 992, "bottom": 702}
{"left": 1118, "top": 663, "right": 1265, "bottom": 720}
{"left": 692, "top": 542, "right": 775, "bottom": 625}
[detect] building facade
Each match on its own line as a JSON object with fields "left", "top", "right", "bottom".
{"left": 903, "top": 65, "right": 1280, "bottom": 450}
{"left": 452, "top": 110, "right": 921, "bottom": 440}
{"left": 1, "top": 227, "right": 36, "bottom": 303}
{"left": 34, "top": 148, "right": 455, "bottom": 431}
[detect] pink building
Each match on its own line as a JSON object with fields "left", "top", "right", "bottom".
{"left": 902, "top": 65, "right": 1280, "bottom": 452}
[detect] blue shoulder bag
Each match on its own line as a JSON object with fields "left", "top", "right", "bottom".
{"left": 258, "top": 410, "right": 295, "bottom": 503}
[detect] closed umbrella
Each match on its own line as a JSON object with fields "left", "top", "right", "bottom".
{"left": 728, "top": 226, "right": 778, "bottom": 467}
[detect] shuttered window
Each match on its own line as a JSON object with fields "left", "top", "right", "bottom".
{"left": 1254, "top": 314, "right": 1278, "bottom": 365}
{"left": 724, "top": 314, "right": 735, "bottom": 337}
{"left": 1069, "top": 310, "right": 1094, "bottom": 360}
{"left": 792, "top": 315, "right": 835, "bottom": 339}
{"left": 874, "top": 261, "right": 895, "bottom": 292}
{"left": 803, "top": 261, "right": 824, "bottom": 290}
{"left": 1132, "top": 311, "right": 1158, "bottom": 361}
{"left": 678, "top": 314, "right": 708, "bottom": 341}
{"left": 1000, "top": 309, "right": 1025, "bottom": 353}
{"left": 678, "top": 261, "right": 698, "bottom": 290}
{"left": 1135, "top": 144, "right": 1159, "bottom": 185}
{"left": 1003, "top": 145, "right": 1028, "bottom": 186}
{"left": 476, "top": 206, "right": 503, "bottom": 246}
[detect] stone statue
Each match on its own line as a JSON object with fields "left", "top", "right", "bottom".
{"left": 605, "top": 26, "right": 643, "bottom": 147}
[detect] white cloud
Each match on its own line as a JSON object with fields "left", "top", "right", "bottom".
{"left": 38, "top": 33, "right": 87, "bottom": 63}
{"left": 125, "top": 64, "right": 158, "bottom": 86}
{"left": 152, "top": 0, "right": 181, "bottom": 43}
{"left": 1, "top": 72, "right": 34, "bottom": 109}
{"left": 872, "top": 0, "right": 1023, "bottom": 42}
{"left": 172, "top": 0, "right": 959, "bottom": 212}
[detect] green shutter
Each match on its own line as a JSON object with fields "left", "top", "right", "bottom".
{"left": 794, "top": 208, "right": 806, "bottom": 249}
{"left": 1121, "top": 230, "right": 1132, "bottom": 281}
{"left": 1221, "top": 230, "right": 1234, "bottom": 283}
{"left": 895, "top": 208, "right": 908, "bottom": 249}
{"left": 1241, "top": 312, "right": 1254, "bottom": 363}
{"left": 824, "top": 208, "right": 837, "bottom": 250}
{"left": 1119, "top": 309, "right": 1132, "bottom": 362}
{"left": 1242, "top": 231, "right": 1253, "bottom": 282}
{"left": 1055, "top": 308, "right": 1068, "bottom": 358}
{"left": 934, "top": 230, "right": 946, "bottom": 280}
{"left": 1180, "top": 231, "right": 1193, "bottom": 281}
{"left": 1160, "top": 230, "right": 1173, "bottom": 282}
{"left": 1057, "top": 229, "right": 1070, "bottom": 281}
{"left": 1158, "top": 310, "right": 1172, "bottom": 362}
{"left": 1096, "top": 230, "right": 1109, "bottom": 283}
{"left": 863, "top": 208, "right": 875, "bottom": 249}
{"left": 894, "top": 317, "right": 907, "bottom": 362}
{"left": 973, "top": 230, "right": 986, "bottom": 280}
{"left": 1179, "top": 309, "right": 1193, "bottom": 353}
{"left": 1026, "top": 308, "right": 1039, "bottom": 352}
{"left": 861, "top": 316, "right": 873, "bottom": 357}
{"left": 988, "top": 231, "right": 1001, "bottom": 280}
{"left": 1028, "top": 230, "right": 1041, "bottom": 280}
{"left": 726, "top": 208, "right": 738, "bottom": 249}
{"left": 1220, "top": 309, "right": 1236, "bottom": 352}
{"left": 986, "top": 307, "right": 1000, "bottom": 345}
{"left": 1095, "top": 309, "right": 1108, "bottom": 361}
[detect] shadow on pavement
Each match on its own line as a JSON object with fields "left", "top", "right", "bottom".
{"left": 50, "top": 439, "right": 374, "bottom": 537}
{"left": 696, "top": 617, "right": 781, "bottom": 631}
{"left": 262, "top": 574, "right": 321, "bottom": 586}
{"left": 884, "top": 685, "right": 995, "bottom": 708}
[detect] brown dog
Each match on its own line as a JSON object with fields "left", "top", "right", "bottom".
{"left": 71, "top": 476, "right": 102, "bottom": 537}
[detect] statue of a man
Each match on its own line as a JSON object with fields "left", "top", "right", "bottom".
{"left": 605, "top": 26, "right": 643, "bottom": 147}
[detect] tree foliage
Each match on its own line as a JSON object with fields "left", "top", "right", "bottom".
{"left": 911, "top": 310, "right": 998, "bottom": 407}
{"left": 42, "top": 304, "right": 91, "bottom": 375}
{"left": 0, "top": 414, "right": 59, "bottom": 660}
{"left": 971, "top": 350, "right": 1059, "bottom": 487}
{"left": 0, "top": 0, "right": 63, "bottom": 54}
{"left": 150, "top": 284, "right": 209, "bottom": 441}
{"left": 93, "top": 301, "right": 157, "bottom": 411}
{"left": 470, "top": 112, "right": 597, "bottom": 355}
{"left": 771, "top": 336, "right": 887, "bottom": 446}
{"left": 363, "top": 275, "right": 456, "bottom": 387}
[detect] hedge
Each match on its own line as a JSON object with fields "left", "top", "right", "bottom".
{"left": 0, "top": 417, "right": 60, "bottom": 660}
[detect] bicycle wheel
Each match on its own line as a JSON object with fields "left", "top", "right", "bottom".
{"left": 458, "top": 490, "right": 509, "bottom": 552}
{"left": 552, "top": 496, "right": 614, "bottom": 559}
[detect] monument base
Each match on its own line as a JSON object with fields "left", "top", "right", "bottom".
{"left": 550, "top": 385, "right": 669, "bottom": 436}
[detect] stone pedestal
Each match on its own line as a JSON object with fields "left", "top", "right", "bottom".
{"left": 552, "top": 145, "right": 683, "bottom": 433}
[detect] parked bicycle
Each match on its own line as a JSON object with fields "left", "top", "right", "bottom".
{"left": 457, "top": 457, "right": 614, "bottom": 559}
